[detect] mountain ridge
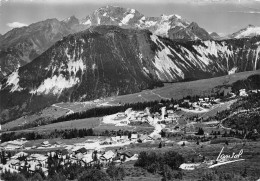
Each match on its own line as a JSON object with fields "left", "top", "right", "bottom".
{"left": 0, "top": 5, "right": 212, "bottom": 78}
{"left": 1, "top": 25, "right": 260, "bottom": 122}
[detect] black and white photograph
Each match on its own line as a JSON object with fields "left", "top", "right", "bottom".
{"left": 0, "top": 0, "right": 260, "bottom": 180}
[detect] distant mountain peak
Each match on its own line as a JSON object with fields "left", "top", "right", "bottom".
{"left": 230, "top": 24, "right": 260, "bottom": 39}
{"left": 0, "top": 5, "right": 212, "bottom": 79}
{"left": 78, "top": 5, "right": 209, "bottom": 41}
{"left": 210, "top": 32, "right": 221, "bottom": 40}
{"left": 63, "top": 15, "right": 79, "bottom": 27}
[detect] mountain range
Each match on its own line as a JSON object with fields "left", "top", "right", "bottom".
{"left": 1, "top": 5, "right": 260, "bottom": 123}
{"left": 0, "top": 5, "right": 212, "bottom": 79}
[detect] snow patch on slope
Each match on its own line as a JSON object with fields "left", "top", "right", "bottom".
{"left": 30, "top": 75, "right": 80, "bottom": 95}
{"left": 192, "top": 41, "right": 233, "bottom": 68}
{"left": 121, "top": 13, "right": 134, "bottom": 25}
{"left": 30, "top": 47, "right": 86, "bottom": 95}
{"left": 153, "top": 14, "right": 174, "bottom": 37}
{"left": 175, "top": 14, "right": 182, "bottom": 19}
{"left": 228, "top": 67, "right": 237, "bottom": 75}
{"left": 154, "top": 21, "right": 171, "bottom": 37}
{"left": 5, "top": 70, "right": 23, "bottom": 92}
{"left": 150, "top": 34, "right": 184, "bottom": 81}
{"left": 97, "top": 17, "right": 101, "bottom": 25}
{"left": 82, "top": 19, "right": 91, "bottom": 25}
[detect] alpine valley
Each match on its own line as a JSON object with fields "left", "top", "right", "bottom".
{"left": 0, "top": 5, "right": 260, "bottom": 123}
{"left": 2, "top": 4, "right": 260, "bottom": 181}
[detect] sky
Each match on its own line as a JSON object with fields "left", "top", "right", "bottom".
{"left": 1, "top": 0, "right": 260, "bottom": 36}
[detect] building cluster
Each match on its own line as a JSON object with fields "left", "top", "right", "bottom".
{"left": 0, "top": 138, "right": 27, "bottom": 151}
{"left": 179, "top": 97, "right": 219, "bottom": 110}
{"left": 239, "top": 89, "right": 260, "bottom": 97}
{"left": 107, "top": 107, "right": 181, "bottom": 127}
{"left": 0, "top": 138, "right": 140, "bottom": 176}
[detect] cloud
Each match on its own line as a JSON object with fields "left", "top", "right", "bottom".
{"left": 228, "top": 10, "right": 260, "bottom": 14}
{"left": 7, "top": 22, "right": 28, "bottom": 28}
{"left": 2, "top": 0, "right": 190, "bottom": 4}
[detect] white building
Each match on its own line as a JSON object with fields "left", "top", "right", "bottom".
{"left": 239, "top": 89, "right": 248, "bottom": 97}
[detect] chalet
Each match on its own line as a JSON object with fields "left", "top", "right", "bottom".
{"left": 251, "top": 90, "right": 258, "bottom": 93}
{"left": 1, "top": 140, "right": 25, "bottom": 150}
{"left": 75, "top": 153, "right": 84, "bottom": 160}
{"left": 7, "top": 159, "right": 20, "bottom": 167}
{"left": 116, "top": 112, "right": 126, "bottom": 118}
{"left": 131, "top": 134, "right": 138, "bottom": 139}
{"left": 100, "top": 150, "right": 115, "bottom": 163}
{"left": 54, "top": 141, "right": 63, "bottom": 146}
{"left": 239, "top": 89, "right": 248, "bottom": 97}
{"left": 138, "top": 134, "right": 152, "bottom": 142}
{"left": 204, "top": 98, "right": 209, "bottom": 102}
{"left": 201, "top": 103, "right": 211, "bottom": 108}
{"left": 120, "top": 136, "right": 129, "bottom": 142}
{"left": 118, "top": 151, "right": 134, "bottom": 160}
{"left": 82, "top": 153, "right": 93, "bottom": 164}
{"left": 41, "top": 141, "right": 51, "bottom": 147}
{"left": 11, "top": 151, "right": 28, "bottom": 159}
{"left": 30, "top": 154, "right": 48, "bottom": 163}
{"left": 76, "top": 147, "right": 88, "bottom": 154}
{"left": 174, "top": 104, "right": 179, "bottom": 108}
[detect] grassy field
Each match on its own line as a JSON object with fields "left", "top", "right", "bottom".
{"left": 26, "top": 117, "right": 101, "bottom": 132}
{"left": 104, "top": 70, "right": 260, "bottom": 105}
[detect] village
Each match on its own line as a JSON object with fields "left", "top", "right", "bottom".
{"left": 0, "top": 88, "right": 260, "bottom": 178}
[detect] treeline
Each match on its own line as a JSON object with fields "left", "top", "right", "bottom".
{"left": 223, "top": 111, "right": 260, "bottom": 135}
{"left": 1, "top": 128, "right": 95, "bottom": 143}
{"left": 52, "top": 100, "right": 167, "bottom": 124}
{"left": 230, "top": 92, "right": 260, "bottom": 111}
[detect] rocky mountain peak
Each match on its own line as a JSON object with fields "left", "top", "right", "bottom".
{"left": 63, "top": 15, "right": 79, "bottom": 26}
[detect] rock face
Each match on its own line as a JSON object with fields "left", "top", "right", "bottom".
{"left": 80, "top": 5, "right": 211, "bottom": 41}
{"left": 0, "top": 6, "right": 212, "bottom": 77}
{"left": 0, "top": 19, "right": 76, "bottom": 79}
{"left": 1, "top": 26, "right": 260, "bottom": 122}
